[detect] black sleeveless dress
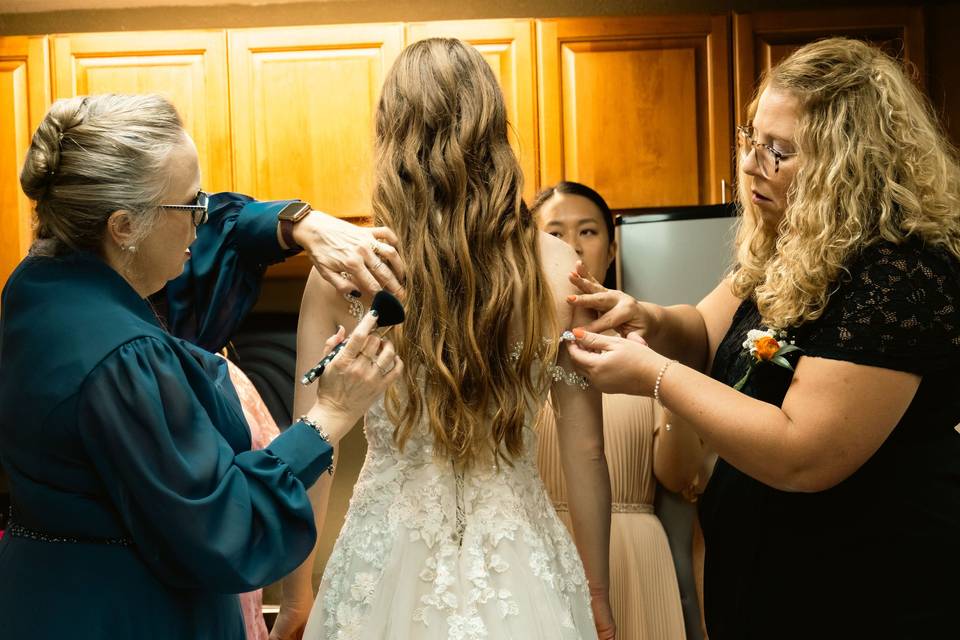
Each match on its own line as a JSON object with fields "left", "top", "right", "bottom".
{"left": 699, "top": 240, "right": 960, "bottom": 639}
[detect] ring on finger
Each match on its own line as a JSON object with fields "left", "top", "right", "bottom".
{"left": 376, "top": 357, "right": 395, "bottom": 375}
{"left": 339, "top": 271, "right": 351, "bottom": 281}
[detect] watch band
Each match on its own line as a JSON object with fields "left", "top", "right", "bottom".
{"left": 280, "top": 217, "right": 301, "bottom": 252}
{"left": 278, "top": 201, "right": 311, "bottom": 252}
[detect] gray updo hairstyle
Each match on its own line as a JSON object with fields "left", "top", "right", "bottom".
{"left": 20, "top": 93, "right": 186, "bottom": 256}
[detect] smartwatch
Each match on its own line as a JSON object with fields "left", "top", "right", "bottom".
{"left": 277, "top": 201, "right": 312, "bottom": 251}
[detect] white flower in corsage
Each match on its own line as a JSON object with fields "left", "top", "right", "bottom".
{"left": 733, "top": 328, "right": 802, "bottom": 391}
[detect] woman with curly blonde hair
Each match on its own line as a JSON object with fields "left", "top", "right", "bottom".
{"left": 564, "top": 37, "right": 960, "bottom": 638}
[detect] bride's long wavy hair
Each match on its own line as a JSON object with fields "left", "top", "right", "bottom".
{"left": 732, "top": 38, "right": 960, "bottom": 328}
{"left": 373, "top": 38, "right": 557, "bottom": 466}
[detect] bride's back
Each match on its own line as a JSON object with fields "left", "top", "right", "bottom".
{"left": 298, "top": 40, "right": 602, "bottom": 639}
{"left": 372, "top": 38, "right": 580, "bottom": 468}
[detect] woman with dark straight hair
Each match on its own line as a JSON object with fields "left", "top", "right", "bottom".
{"left": 533, "top": 181, "right": 695, "bottom": 640}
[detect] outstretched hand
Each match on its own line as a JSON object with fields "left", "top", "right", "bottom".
{"left": 591, "top": 591, "right": 618, "bottom": 640}
{"left": 293, "top": 211, "right": 406, "bottom": 299}
{"left": 566, "top": 261, "right": 653, "bottom": 337}
{"left": 268, "top": 602, "right": 309, "bottom": 640}
{"left": 310, "top": 310, "right": 404, "bottom": 428}
{"left": 567, "top": 328, "right": 667, "bottom": 397}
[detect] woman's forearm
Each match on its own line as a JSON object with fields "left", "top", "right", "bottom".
{"left": 644, "top": 303, "right": 710, "bottom": 372}
{"left": 553, "top": 384, "right": 612, "bottom": 598}
{"left": 655, "top": 361, "right": 805, "bottom": 491}
{"left": 653, "top": 409, "right": 705, "bottom": 494}
{"left": 561, "top": 443, "right": 612, "bottom": 598}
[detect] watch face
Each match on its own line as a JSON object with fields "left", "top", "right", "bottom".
{"left": 278, "top": 202, "right": 310, "bottom": 221}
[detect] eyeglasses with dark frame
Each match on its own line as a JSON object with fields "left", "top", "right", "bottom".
{"left": 736, "top": 125, "right": 798, "bottom": 178}
{"left": 160, "top": 190, "right": 209, "bottom": 227}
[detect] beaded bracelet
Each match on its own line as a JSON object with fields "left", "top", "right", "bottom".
{"left": 298, "top": 415, "right": 335, "bottom": 475}
{"left": 653, "top": 359, "right": 676, "bottom": 407}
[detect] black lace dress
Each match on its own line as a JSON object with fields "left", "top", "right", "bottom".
{"left": 699, "top": 241, "right": 960, "bottom": 639}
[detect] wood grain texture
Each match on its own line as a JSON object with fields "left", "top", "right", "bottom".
{"left": 733, "top": 6, "right": 925, "bottom": 123}
{"left": 537, "top": 15, "right": 733, "bottom": 207}
{"left": 51, "top": 30, "right": 233, "bottom": 193}
{"left": 229, "top": 23, "right": 402, "bottom": 279}
{"left": 0, "top": 36, "right": 48, "bottom": 287}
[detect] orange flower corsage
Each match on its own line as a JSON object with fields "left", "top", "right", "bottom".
{"left": 733, "top": 328, "right": 801, "bottom": 391}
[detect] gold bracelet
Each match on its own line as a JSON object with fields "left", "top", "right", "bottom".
{"left": 653, "top": 359, "right": 676, "bottom": 407}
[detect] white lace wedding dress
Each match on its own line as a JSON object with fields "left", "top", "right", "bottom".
{"left": 302, "top": 381, "right": 598, "bottom": 639}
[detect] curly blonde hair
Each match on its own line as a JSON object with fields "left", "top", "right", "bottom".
{"left": 372, "top": 38, "right": 557, "bottom": 466}
{"left": 732, "top": 38, "right": 960, "bottom": 328}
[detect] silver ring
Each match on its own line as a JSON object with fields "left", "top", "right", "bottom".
{"left": 339, "top": 271, "right": 351, "bottom": 281}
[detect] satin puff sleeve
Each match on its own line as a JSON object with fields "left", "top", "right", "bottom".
{"left": 76, "top": 336, "right": 331, "bottom": 593}
{"left": 162, "top": 192, "right": 300, "bottom": 352}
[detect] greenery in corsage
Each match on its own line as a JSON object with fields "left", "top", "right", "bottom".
{"left": 733, "top": 328, "right": 801, "bottom": 391}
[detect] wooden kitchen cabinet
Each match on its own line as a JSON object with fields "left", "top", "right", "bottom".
{"left": 733, "top": 6, "right": 925, "bottom": 122}
{"left": 229, "top": 23, "right": 403, "bottom": 278}
{"left": 405, "top": 19, "right": 540, "bottom": 201}
{"left": 537, "top": 15, "right": 734, "bottom": 208}
{"left": 0, "top": 8, "right": 937, "bottom": 286}
{"left": 0, "top": 36, "right": 49, "bottom": 286}
{"left": 51, "top": 31, "right": 233, "bottom": 194}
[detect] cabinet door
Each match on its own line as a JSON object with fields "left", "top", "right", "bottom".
{"left": 0, "top": 36, "right": 49, "bottom": 287}
{"left": 406, "top": 20, "right": 539, "bottom": 201}
{"left": 537, "top": 16, "right": 732, "bottom": 208}
{"left": 51, "top": 31, "right": 232, "bottom": 192}
{"left": 229, "top": 24, "right": 403, "bottom": 278}
{"left": 733, "top": 7, "right": 925, "bottom": 123}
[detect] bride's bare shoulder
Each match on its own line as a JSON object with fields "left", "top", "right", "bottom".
{"left": 537, "top": 231, "right": 580, "bottom": 323}
{"left": 300, "top": 269, "right": 361, "bottom": 334}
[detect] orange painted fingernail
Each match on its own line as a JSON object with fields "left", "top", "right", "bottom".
{"left": 572, "top": 327, "right": 586, "bottom": 340}
{"left": 566, "top": 295, "right": 577, "bottom": 303}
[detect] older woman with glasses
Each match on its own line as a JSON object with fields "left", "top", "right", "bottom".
{"left": 0, "top": 93, "right": 404, "bottom": 639}
{"left": 564, "top": 38, "right": 960, "bottom": 638}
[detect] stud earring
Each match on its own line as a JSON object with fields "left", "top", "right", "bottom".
{"left": 127, "top": 245, "right": 137, "bottom": 252}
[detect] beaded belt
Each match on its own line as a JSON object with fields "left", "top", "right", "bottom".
{"left": 553, "top": 501, "right": 654, "bottom": 515}
{"left": 6, "top": 508, "right": 133, "bottom": 547}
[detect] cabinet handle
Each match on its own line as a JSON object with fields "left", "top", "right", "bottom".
{"left": 721, "top": 179, "right": 727, "bottom": 204}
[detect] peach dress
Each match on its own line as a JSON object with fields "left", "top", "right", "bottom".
{"left": 225, "top": 358, "right": 282, "bottom": 640}
{"left": 537, "top": 393, "right": 687, "bottom": 640}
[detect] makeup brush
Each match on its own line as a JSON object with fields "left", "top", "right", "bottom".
{"left": 300, "top": 290, "right": 405, "bottom": 385}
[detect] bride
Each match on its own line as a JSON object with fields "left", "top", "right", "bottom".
{"left": 281, "top": 38, "right": 616, "bottom": 640}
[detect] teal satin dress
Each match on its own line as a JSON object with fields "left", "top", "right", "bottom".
{"left": 0, "top": 193, "right": 331, "bottom": 638}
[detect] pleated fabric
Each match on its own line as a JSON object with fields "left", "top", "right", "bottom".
{"left": 537, "top": 393, "right": 687, "bottom": 640}
{"left": 226, "top": 357, "right": 281, "bottom": 640}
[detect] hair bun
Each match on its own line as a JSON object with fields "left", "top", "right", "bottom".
{"left": 20, "top": 97, "right": 87, "bottom": 201}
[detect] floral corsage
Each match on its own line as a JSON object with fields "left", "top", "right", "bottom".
{"left": 733, "top": 328, "right": 801, "bottom": 391}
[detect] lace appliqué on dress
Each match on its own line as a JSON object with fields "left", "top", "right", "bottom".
{"left": 311, "top": 390, "right": 593, "bottom": 639}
